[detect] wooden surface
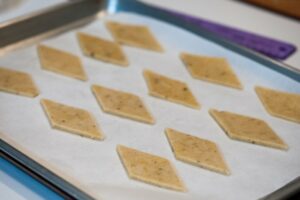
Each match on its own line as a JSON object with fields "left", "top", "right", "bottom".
{"left": 244, "top": 0, "right": 300, "bottom": 19}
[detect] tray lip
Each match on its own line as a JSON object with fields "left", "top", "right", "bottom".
{"left": 0, "top": 134, "right": 98, "bottom": 200}
{"left": 0, "top": 0, "right": 300, "bottom": 199}
{"left": 0, "top": 145, "right": 80, "bottom": 200}
{"left": 0, "top": 0, "right": 73, "bottom": 29}
{"left": 0, "top": 0, "right": 106, "bottom": 54}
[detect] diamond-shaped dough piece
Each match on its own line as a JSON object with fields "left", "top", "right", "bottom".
{"left": 41, "top": 99, "right": 104, "bottom": 140}
{"left": 143, "top": 70, "right": 200, "bottom": 109}
{"left": 92, "top": 85, "right": 154, "bottom": 124}
{"left": 209, "top": 109, "right": 287, "bottom": 150}
{"left": 255, "top": 86, "right": 300, "bottom": 124}
{"left": 77, "top": 32, "right": 128, "bottom": 66}
{"left": 106, "top": 21, "right": 163, "bottom": 52}
{"left": 180, "top": 53, "right": 242, "bottom": 89}
{"left": 165, "top": 128, "right": 230, "bottom": 175}
{"left": 117, "top": 145, "right": 186, "bottom": 191}
{"left": 37, "top": 45, "right": 87, "bottom": 81}
{"left": 0, "top": 67, "right": 39, "bottom": 97}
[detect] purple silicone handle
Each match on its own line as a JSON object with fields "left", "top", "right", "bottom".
{"left": 162, "top": 8, "right": 296, "bottom": 60}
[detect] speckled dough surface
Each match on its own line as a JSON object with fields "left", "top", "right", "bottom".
{"left": 255, "top": 86, "right": 300, "bottom": 124}
{"left": 180, "top": 53, "right": 242, "bottom": 89}
{"left": 209, "top": 109, "right": 287, "bottom": 150}
{"left": 165, "top": 128, "right": 230, "bottom": 175}
{"left": 77, "top": 32, "right": 128, "bottom": 66}
{"left": 41, "top": 98, "right": 104, "bottom": 140}
{"left": 92, "top": 84, "right": 155, "bottom": 124}
{"left": 117, "top": 145, "right": 185, "bottom": 191}
{"left": 106, "top": 21, "right": 163, "bottom": 52}
{"left": 143, "top": 69, "right": 200, "bottom": 109}
{"left": 37, "top": 44, "right": 87, "bottom": 81}
{"left": 0, "top": 67, "right": 39, "bottom": 97}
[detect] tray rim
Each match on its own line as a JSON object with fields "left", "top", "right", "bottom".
{"left": 0, "top": 0, "right": 106, "bottom": 56}
{"left": 0, "top": 133, "right": 98, "bottom": 200}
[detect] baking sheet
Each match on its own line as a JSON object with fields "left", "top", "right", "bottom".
{"left": 0, "top": 0, "right": 67, "bottom": 24}
{"left": 0, "top": 12, "right": 300, "bottom": 200}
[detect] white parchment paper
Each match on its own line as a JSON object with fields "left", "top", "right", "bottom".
{"left": 0, "top": 13, "right": 300, "bottom": 200}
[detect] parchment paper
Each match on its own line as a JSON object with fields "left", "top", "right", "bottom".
{"left": 0, "top": 13, "right": 300, "bottom": 200}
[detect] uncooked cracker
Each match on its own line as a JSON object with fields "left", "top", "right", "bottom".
{"left": 77, "top": 32, "right": 128, "bottom": 66}
{"left": 255, "top": 86, "right": 300, "bottom": 124}
{"left": 41, "top": 99, "right": 104, "bottom": 140}
{"left": 209, "top": 109, "right": 287, "bottom": 150}
{"left": 165, "top": 128, "right": 230, "bottom": 175}
{"left": 180, "top": 53, "right": 242, "bottom": 89}
{"left": 106, "top": 21, "right": 163, "bottom": 52}
{"left": 92, "top": 85, "right": 154, "bottom": 124}
{"left": 37, "top": 45, "right": 87, "bottom": 81}
{"left": 0, "top": 67, "right": 39, "bottom": 97}
{"left": 143, "top": 69, "right": 200, "bottom": 109}
{"left": 117, "top": 145, "right": 186, "bottom": 191}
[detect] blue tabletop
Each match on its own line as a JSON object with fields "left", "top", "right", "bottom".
{"left": 0, "top": 157, "right": 63, "bottom": 200}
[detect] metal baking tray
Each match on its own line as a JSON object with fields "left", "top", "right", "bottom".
{"left": 0, "top": 0, "right": 299, "bottom": 199}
